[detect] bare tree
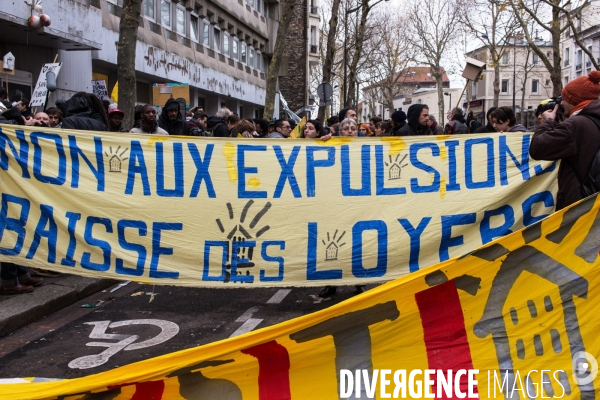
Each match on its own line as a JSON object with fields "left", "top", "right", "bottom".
{"left": 117, "top": 0, "right": 143, "bottom": 130}
{"left": 317, "top": 0, "right": 342, "bottom": 120}
{"left": 508, "top": 0, "right": 597, "bottom": 96}
{"left": 459, "top": 0, "right": 517, "bottom": 106}
{"left": 263, "top": 0, "right": 297, "bottom": 121}
{"left": 407, "top": 0, "right": 462, "bottom": 122}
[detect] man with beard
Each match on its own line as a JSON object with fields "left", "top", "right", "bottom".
{"left": 396, "top": 104, "right": 432, "bottom": 135}
{"left": 130, "top": 104, "right": 168, "bottom": 135}
{"left": 158, "top": 98, "right": 198, "bottom": 135}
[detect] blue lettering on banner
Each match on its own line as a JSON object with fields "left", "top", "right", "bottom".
{"left": 341, "top": 145, "right": 371, "bottom": 196}
{"left": 444, "top": 140, "right": 461, "bottom": 191}
{"left": 499, "top": 135, "right": 530, "bottom": 185}
{"left": 0, "top": 193, "right": 30, "bottom": 255}
{"left": 351, "top": 220, "right": 387, "bottom": 277}
{"left": 306, "top": 146, "right": 335, "bottom": 197}
{"left": 81, "top": 217, "right": 113, "bottom": 271}
{"left": 26, "top": 204, "right": 58, "bottom": 263}
{"left": 150, "top": 222, "right": 181, "bottom": 279}
{"left": 61, "top": 211, "right": 81, "bottom": 267}
{"left": 398, "top": 217, "right": 431, "bottom": 272}
{"left": 480, "top": 205, "right": 515, "bottom": 244}
{"left": 238, "top": 145, "right": 267, "bottom": 198}
{"left": 307, "top": 222, "right": 342, "bottom": 280}
{"left": 534, "top": 160, "right": 557, "bottom": 176}
{"left": 69, "top": 135, "right": 105, "bottom": 191}
{"left": 125, "top": 141, "right": 150, "bottom": 195}
{"left": 188, "top": 143, "right": 216, "bottom": 198}
{"left": 410, "top": 143, "right": 440, "bottom": 193}
{"left": 231, "top": 240, "right": 256, "bottom": 282}
{"left": 440, "top": 213, "right": 477, "bottom": 261}
{"left": 116, "top": 220, "right": 148, "bottom": 276}
{"left": 375, "top": 145, "right": 406, "bottom": 195}
{"left": 522, "top": 191, "right": 555, "bottom": 226}
{"left": 261, "top": 241, "right": 285, "bottom": 282}
{"left": 273, "top": 145, "right": 302, "bottom": 198}
{"left": 203, "top": 241, "right": 228, "bottom": 281}
{"left": 31, "top": 132, "right": 67, "bottom": 185}
{"left": 465, "top": 138, "right": 495, "bottom": 189}
{"left": 0, "top": 129, "right": 31, "bottom": 178}
{"left": 156, "top": 142, "right": 184, "bottom": 197}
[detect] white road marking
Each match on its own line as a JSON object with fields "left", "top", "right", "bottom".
{"left": 230, "top": 318, "right": 263, "bottom": 337}
{"left": 266, "top": 289, "right": 292, "bottom": 304}
{"left": 235, "top": 306, "right": 259, "bottom": 322}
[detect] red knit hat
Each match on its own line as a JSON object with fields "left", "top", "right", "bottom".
{"left": 562, "top": 70, "right": 600, "bottom": 106}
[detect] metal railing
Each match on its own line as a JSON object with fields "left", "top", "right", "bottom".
{"left": 310, "top": 6, "right": 318, "bottom": 14}
{"left": 576, "top": 63, "right": 582, "bottom": 71}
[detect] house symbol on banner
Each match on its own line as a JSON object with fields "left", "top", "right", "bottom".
{"left": 386, "top": 154, "right": 408, "bottom": 180}
{"left": 104, "top": 146, "right": 129, "bottom": 173}
{"left": 473, "top": 242, "right": 591, "bottom": 399}
{"left": 323, "top": 230, "right": 346, "bottom": 261}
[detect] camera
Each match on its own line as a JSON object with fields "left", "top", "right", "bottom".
{"left": 537, "top": 96, "right": 565, "bottom": 122}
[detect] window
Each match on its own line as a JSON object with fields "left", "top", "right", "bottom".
{"left": 501, "top": 79, "right": 509, "bottom": 93}
{"left": 256, "top": 50, "right": 261, "bottom": 70}
{"left": 249, "top": 47, "right": 254, "bottom": 68}
{"left": 565, "top": 47, "right": 570, "bottom": 65}
{"left": 190, "top": 13, "right": 199, "bottom": 42}
{"left": 533, "top": 54, "right": 539, "bottom": 65}
{"left": 213, "top": 27, "right": 221, "bottom": 52}
{"left": 241, "top": 41, "right": 247, "bottom": 63}
{"left": 176, "top": 6, "right": 185, "bottom": 35}
{"left": 588, "top": 46, "right": 593, "bottom": 68}
{"left": 232, "top": 38, "right": 239, "bottom": 60}
{"left": 262, "top": 54, "right": 268, "bottom": 73}
{"left": 564, "top": 76, "right": 569, "bottom": 86}
{"left": 161, "top": 0, "right": 171, "bottom": 29}
{"left": 257, "top": 0, "right": 261, "bottom": 13}
{"left": 262, "top": 1, "right": 268, "bottom": 17}
{"left": 576, "top": 49, "right": 583, "bottom": 69}
{"left": 310, "top": 26, "right": 317, "bottom": 46}
{"left": 501, "top": 52, "right": 509, "bottom": 65}
{"left": 223, "top": 32, "right": 230, "bottom": 57}
{"left": 202, "top": 21, "right": 210, "bottom": 46}
{"left": 143, "top": 0, "right": 155, "bottom": 20}
{"left": 531, "top": 79, "right": 539, "bottom": 94}
{"left": 107, "top": 0, "right": 118, "bottom": 15}
{"left": 246, "top": 0, "right": 255, "bottom": 8}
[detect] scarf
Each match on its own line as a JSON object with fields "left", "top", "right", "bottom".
{"left": 568, "top": 99, "right": 594, "bottom": 117}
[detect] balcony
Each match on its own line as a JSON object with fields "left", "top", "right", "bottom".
{"left": 310, "top": 44, "right": 317, "bottom": 54}
{"left": 310, "top": 6, "right": 318, "bottom": 14}
{"left": 564, "top": 60, "right": 570, "bottom": 67}
{"left": 576, "top": 63, "right": 582, "bottom": 71}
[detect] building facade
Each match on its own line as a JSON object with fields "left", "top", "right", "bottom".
{"left": 465, "top": 39, "right": 554, "bottom": 128}
{"left": 0, "top": 0, "right": 292, "bottom": 118}
{"left": 560, "top": 0, "right": 600, "bottom": 87}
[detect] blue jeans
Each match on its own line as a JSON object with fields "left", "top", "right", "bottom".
{"left": 0, "top": 262, "right": 30, "bottom": 286}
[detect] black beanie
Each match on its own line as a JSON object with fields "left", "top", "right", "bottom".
{"left": 338, "top": 107, "right": 350, "bottom": 121}
{"left": 391, "top": 110, "right": 406, "bottom": 123}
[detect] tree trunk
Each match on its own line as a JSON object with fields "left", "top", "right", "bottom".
{"left": 117, "top": 0, "right": 143, "bottom": 131}
{"left": 346, "top": 1, "right": 370, "bottom": 108}
{"left": 431, "top": 66, "right": 445, "bottom": 123}
{"left": 493, "top": 58, "right": 500, "bottom": 107}
{"left": 550, "top": 5, "right": 563, "bottom": 97}
{"left": 263, "top": 0, "right": 296, "bottom": 121}
{"left": 317, "top": 0, "right": 341, "bottom": 121}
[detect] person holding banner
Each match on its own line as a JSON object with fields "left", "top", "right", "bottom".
{"left": 301, "top": 119, "right": 327, "bottom": 138}
{"left": 61, "top": 92, "right": 109, "bottom": 131}
{"left": 0, "top": 263, "right": 44, "bottom": 295}
{"left": 129, "top": 104, "right": 168, "bottom": 135}
{"left": 490, "top": 107, "right": 527, "bottom": 132}
{"left": 530, "top": 70, "right": 600, "bottom": 210}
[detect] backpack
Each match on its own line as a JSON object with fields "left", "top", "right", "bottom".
{"left": 579, "top": 115, "right": 600, "bottom": 197}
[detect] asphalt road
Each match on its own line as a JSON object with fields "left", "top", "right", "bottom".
{"left": 0, "top": 281, "right": 372, "bottom": 380}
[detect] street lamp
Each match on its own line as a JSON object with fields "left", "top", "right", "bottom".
{"left": 512, "top": 36, "right": 516, "bottom": 112}
{"left": 444, "top": 92, "right": 452, "bottom": 116}
{"left": 343, "top": 0, "right": 389, "bottom": 108}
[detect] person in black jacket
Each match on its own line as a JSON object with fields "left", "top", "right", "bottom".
{"left": 396, "top": 104, "right": 432, "bottom": 135}
{"left": 158, "top": 98, "right": 198, "bottom": 135}
{"left": 61, "top": 92, "right": 109, "bottom": 131}
{"left": 474, "top": 107, "right": 498, "bottom": 133}
{"left": 206, "top": 107, "right": 232, "bottom": 137}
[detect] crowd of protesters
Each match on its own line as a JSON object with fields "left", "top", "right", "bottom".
{"left": 1, "top": 70, "right": 599, "bottom": 296}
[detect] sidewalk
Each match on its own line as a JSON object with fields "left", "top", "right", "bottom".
{"left": 0, "top": 274, "right": 116, "bottom": 337}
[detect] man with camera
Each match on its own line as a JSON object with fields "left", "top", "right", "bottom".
{"left": 530, "top": 71, "right": 600, "bottom": 210}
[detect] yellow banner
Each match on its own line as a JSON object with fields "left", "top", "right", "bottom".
{"left": 0, "top": 126, "right": 558, "bottom": 287}
{"left": 4, "top": 189, "right": 600, "bottom": 399}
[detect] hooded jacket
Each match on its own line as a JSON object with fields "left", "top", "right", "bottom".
{"left": 61, "top": 97, "right": 108, "bottom": 131}
{"left": 444, "top": 109, "right": 470, "bottom": 134}
{"left": 530, "top": 99, "right": 600, "bottom": 210}
{"left": 158, "top": 98, "right": 195, "bottom": 135}
{"left": 0, "top": 105, "right": 23, "bottom": 125}
{"left": 509, "top": 124, "right": 527, "bottom": 132}
{"left": 206, "top": 115, "right": 230, "bottom": 137}
{"left": 396, "top": 104, "right": 432, "bottom": 136}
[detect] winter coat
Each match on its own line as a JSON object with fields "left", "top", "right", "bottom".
{"left": 61, "top": 97, "right": 108, "bottom": 131}
{"left": 474, "top": 123, "right": 496, "bottom": 133}
{"left": 429, "top": 122, "right": 444, "bottom": 134}
{"left": 444, "top": 120, "right": 470, "bottom": 134}
{"left": 129, "top": 123, "right": 169, "bottom": 135}
{"left": 530, "top": 99, "right": 600, "bottom": 210}
{"left": 206, "top": 116, "right": 229, "bottom": 137}
{"left": 0, "top": 106, "right": 23, "bottom": 125}
{"left": 391, "top": 121, "right": 407, "bottom": 136}
{"left": 396, "top": 104, "right": 432, "bottom": 136}
{"left": 158, "top": 98, "right": 196, "bottom": 135}
{"left": 188, "top": 118, "right": 206, "bottom": 136}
